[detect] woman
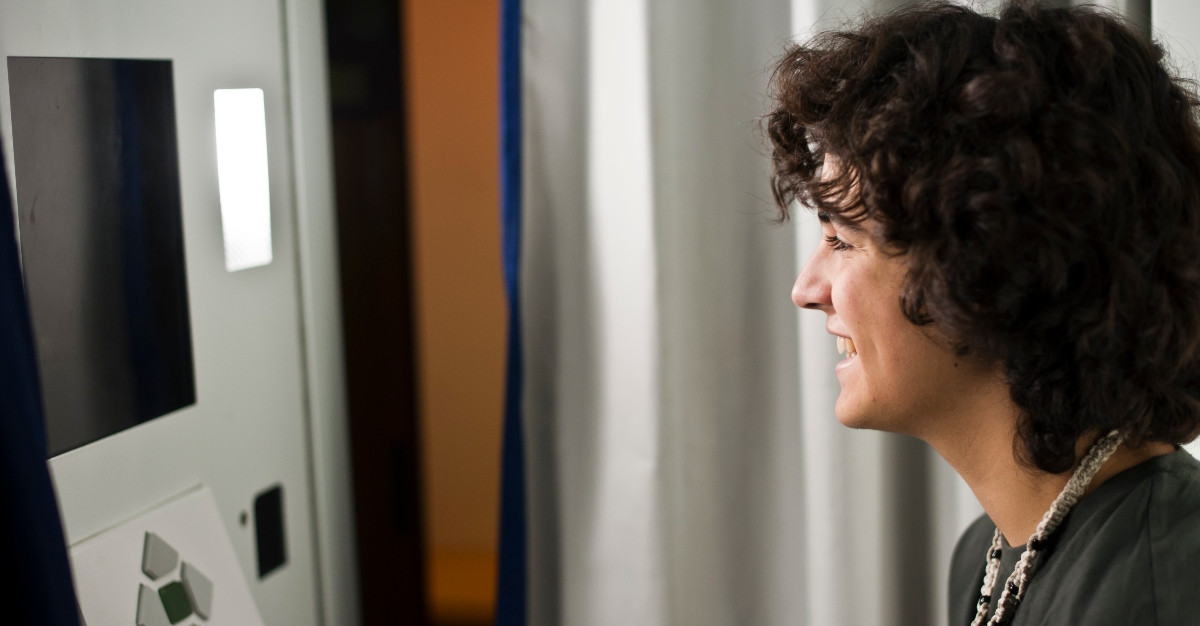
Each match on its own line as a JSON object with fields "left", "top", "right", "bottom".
{"left": 768, "top": 1, "right": 1200, "bottom": 624}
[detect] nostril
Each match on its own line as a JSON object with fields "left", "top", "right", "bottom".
{"left": 793, "top": 279, "right": 828, "bottom": 310}
{"left": 793, "top": 255, "right": 832, "bottom": 310}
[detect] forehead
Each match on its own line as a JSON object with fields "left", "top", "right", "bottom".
{"left": 815, "top": 152, "right": 871, "bottom": 222}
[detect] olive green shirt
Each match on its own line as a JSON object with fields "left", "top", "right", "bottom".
{"left": 947, "top": 449, "right": 1200, "bottom": 625}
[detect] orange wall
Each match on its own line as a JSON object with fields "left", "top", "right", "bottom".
{"left": 402, "top": 0, "right": 504, "bottom": 619}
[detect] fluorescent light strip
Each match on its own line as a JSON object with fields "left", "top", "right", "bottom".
{"left": 214, "top": 88, "right": 273, "bottom": 272}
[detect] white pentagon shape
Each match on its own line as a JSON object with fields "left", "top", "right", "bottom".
{"left": 141, "top": 532, "right": 179, "bottom": 580}
{"left": 181, "top": 561, "right": 214, "bottom": 619}
{"left": 136, "top": 584, "right": 171, "bottom": 626}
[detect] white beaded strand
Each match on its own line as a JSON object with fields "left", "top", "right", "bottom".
{"left": 969, "top": 530, "right": 1005, "bottom": 626}
{"left": 969, "top": 429, "right": 1126, "bottom": 626}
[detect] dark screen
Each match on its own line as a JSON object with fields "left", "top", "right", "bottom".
{"left": 7, "top": 57, "right": 195, "bottom": 457}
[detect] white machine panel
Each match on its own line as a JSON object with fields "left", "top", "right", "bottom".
{"left": 71, "top": 486, "right": 265, "bottom": 626}
{"left": 0, "top": 1, "right": 348, "bottom": 624}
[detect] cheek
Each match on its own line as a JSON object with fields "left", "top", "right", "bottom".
{"left": 882, "top": 327, "right": 936, "bottom": 372}
{"left": 840, "top": 275, "right": 906, "bottom": 342}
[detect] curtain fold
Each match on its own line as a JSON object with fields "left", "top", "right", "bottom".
{"left": 649, "top": 1, "right": 803, "bottom": 624}
{"left": 519, "top": 1, "right": 594, "bottom": 623}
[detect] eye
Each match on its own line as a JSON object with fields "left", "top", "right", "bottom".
{"left": 823, "top": 233, "right": 852, "bottom": 252}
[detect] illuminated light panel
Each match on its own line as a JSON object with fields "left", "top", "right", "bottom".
{"left": 214, "top": 88, "right": 273, "bottom": 272}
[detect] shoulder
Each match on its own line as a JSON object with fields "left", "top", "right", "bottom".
{"left": 1145, "top": 447, "right": 1200, "bottom": 514}
{"left": 1035, "top": 450, "right": 1200, "bottom": 625}
{"left": 1125, "top": 450, "right": 1200, "bottom": 559}
{"left": 1144, "top": 451, "right": 1200, "bottom": 620}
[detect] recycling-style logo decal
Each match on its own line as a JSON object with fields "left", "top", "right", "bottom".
{"left": 136, "top": 532, "right": 213, "bottom": 626}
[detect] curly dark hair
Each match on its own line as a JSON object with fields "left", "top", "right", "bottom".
{"left": 768, "top": 0, "right": 1200, "bottom": 472}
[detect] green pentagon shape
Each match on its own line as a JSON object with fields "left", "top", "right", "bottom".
{"left": 157, "top": 581, "right": 193, "bottom": 624}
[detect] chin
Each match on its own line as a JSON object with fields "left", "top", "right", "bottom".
{"left": 834, "top": 400, "right": 901, "bottom": 433}
{"left": 836, "top": 413, "right": 875, "bottom": 430}
{"left": 833, "top": 404, "right": 873, "bottom": 429}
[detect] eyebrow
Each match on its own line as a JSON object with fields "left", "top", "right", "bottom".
{"left": 817, "top": 211, "right": 866, "bottom": 233}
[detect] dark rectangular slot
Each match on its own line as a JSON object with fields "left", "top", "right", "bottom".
{"left": 253, "top": 484, "right": 287, "bottom": 579}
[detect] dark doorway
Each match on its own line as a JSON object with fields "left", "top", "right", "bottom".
{"left": 323, "top": 1, "right": 427, "bottom": 624}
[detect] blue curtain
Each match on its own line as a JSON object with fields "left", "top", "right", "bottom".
{"left": 0, "top": 140, "right": 81, "bottom": 622}
{"left": 495, "top": 0, "right": 526, "bottom": 623}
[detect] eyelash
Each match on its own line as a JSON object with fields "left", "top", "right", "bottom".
{"left": 823, "top": 234, "right": 852, "bottom": 252}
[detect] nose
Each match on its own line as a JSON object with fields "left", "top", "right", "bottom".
{"left": 792, "top": 245, "right": 832, "bottom": 312}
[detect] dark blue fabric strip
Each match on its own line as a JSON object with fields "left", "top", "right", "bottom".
{"left": 495, "top": 0, "right": 527, "bottom": 624}
{"left": 0, "top": 138, "right": 81, "bottom": 623}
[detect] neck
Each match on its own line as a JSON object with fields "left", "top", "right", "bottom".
{"left": 923, "top": 388, "right": 1175, "bottom": 544}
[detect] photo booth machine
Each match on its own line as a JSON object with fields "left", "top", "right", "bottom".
{"left": 0, "top": 0, "right": 357, "bottom": 624}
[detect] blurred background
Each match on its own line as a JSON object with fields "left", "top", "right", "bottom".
{"left": 307, "top": 0, "right": 1178, "bottom": 624}
{"left": 7, "top": 1, "right": 1199, "bottom": 626}
{"left": 326, "top": 1, "right": 503, "bottom": 624}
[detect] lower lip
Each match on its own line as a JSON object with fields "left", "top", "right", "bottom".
{"left": 836, "top": 353, "right": 857, "bottom": 371}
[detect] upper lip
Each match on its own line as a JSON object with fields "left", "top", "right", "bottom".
{"left": 826, "top": 325, "right": 851, "bottom": 339}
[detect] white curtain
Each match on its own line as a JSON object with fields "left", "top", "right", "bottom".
{"left": 522, "top": 0, "right": 804, "bottom": 622}
{"left": 517, "top": 0, "right": 1131, "bottom": 624}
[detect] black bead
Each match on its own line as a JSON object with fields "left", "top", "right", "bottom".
{"left": 1008, "top": 581, "right": 1019, "bottom": 595}
{"left": 978, "top": 595, "right": 991, "bottom": 607}
{"left": 1030, "top": 538, "right": 1046, "bottom": 551}
{"left": 991, "top": 549, "right": 1002, "bottom": 559}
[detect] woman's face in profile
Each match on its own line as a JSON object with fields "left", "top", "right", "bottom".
{"left": 791, "top": 159, "right": 998, "bottom": 437}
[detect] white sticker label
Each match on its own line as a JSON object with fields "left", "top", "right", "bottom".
{"left": 214, "top": 88, "right": 273, "bottom": 272}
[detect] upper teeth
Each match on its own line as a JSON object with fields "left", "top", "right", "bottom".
{"left": 837, "top": 336, "right": 857, "bottom": 356}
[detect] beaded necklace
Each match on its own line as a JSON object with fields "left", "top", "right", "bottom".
{"left": 969, "top": 429, "right": 1126, "bottom": 626}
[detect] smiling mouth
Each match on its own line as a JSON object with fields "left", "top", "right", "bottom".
{"left": 836, "top": 336, "right": 858, "bottom": 358}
